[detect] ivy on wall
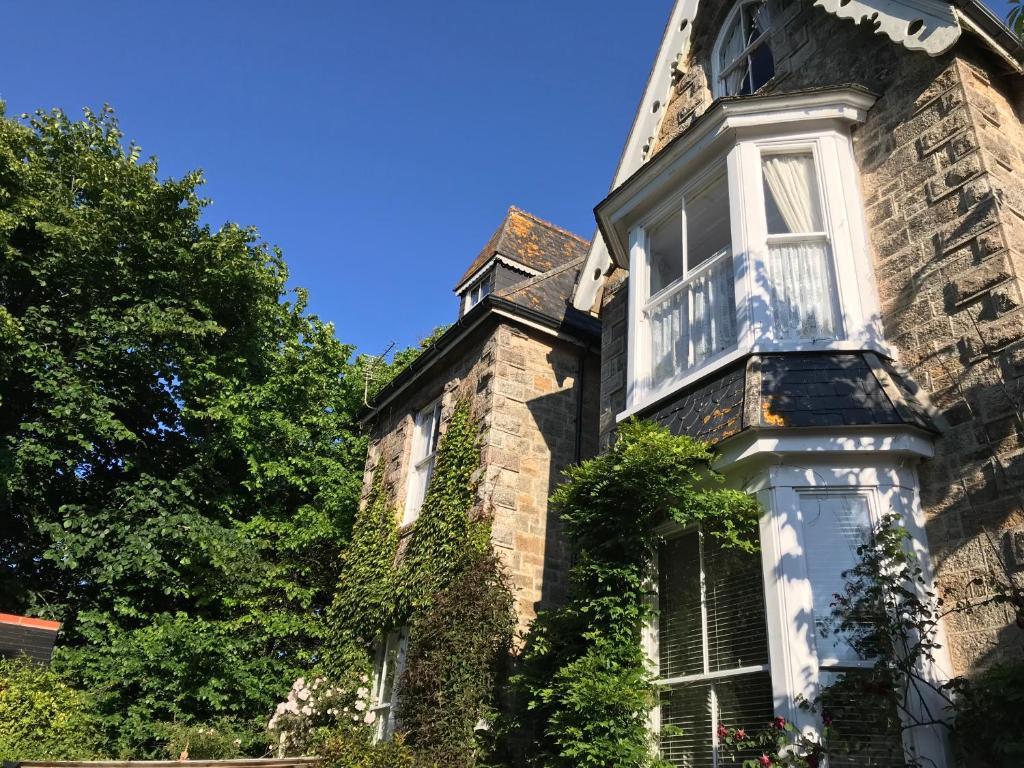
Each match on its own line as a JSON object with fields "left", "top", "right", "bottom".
{"left": 512, "top": 419, "right": 761, "bottom": 768}
{"left": 322, "top": 399, "right": 515, "bottom": 767}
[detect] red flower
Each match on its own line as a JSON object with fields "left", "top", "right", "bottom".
{"left": 773, "top": 716, "right": 787, "bottom": 730}
{"left": 822, "top": 712, "right": 834, "bottom": 727}
{"left": 735, "top": 728, "right": 746, "bottom": 740}
{"left": 717, "top": 723, "right": 729, "bottom": 739}
{"left": 758, "top": 755, "right": 772, "bottom": 767}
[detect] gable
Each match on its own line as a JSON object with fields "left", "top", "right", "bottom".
{"left": 571, "top": 0, "right": 1021, "bottom": 314}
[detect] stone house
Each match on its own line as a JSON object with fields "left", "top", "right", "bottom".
{"left": 361, "top": 0, "right": 1024, "bottom": 763}
{"left": 358, "top": 206, "right": 600, "bottom": 738}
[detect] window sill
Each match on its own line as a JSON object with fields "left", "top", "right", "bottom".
{"left": 617, "top": 338, "right": 895, "bottom": 423}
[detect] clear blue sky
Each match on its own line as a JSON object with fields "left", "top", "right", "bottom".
{"left": 0, "top": 1, "right": 1015, "bottom": 358}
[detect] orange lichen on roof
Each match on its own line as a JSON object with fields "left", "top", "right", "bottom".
{"left": 454, "top": 206, "right": 589, "bottom": 290}
{"left": 762, "top": 400, "right": 786, "bottom": 427}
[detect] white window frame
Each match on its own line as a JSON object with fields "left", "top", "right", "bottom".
{"left": 463, "top": 269, "right": 494, "bottom": 313}
{"left": 752, "top": 460, "right": 952, "bottom": 767}
{"left": 370, "top": 627, "right": 409, "bottom": 742}
{"left": 637, "top": 167, "right": 737, "bottom": 385}
{"left": 624, "top": 127, "right": 882, "bottom": 417}
{"left": 711, "top": 0, "right": 775, "bottom": 99}
{"left": 403, "top": 399, "right": 441, "bottom": 525}
{"left": 650, "top": 525, "right": 773, "bottom": 766}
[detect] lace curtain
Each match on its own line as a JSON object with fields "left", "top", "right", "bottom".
{"left": 762, "top": 154, "right": 838, "bottom": 341}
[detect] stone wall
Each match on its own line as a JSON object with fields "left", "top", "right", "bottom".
{"left": 601, "top": 0, "right": 1024, "bottom": 673}
{"left": 364, "top": 318, "right": 598, "bottom": 632}
{"left": 856, "top": 50, "right": 1024, "bottom": 675}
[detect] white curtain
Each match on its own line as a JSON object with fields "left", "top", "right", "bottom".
{"left": 762, "top": 154, "right": 822, "bottom": 233}
{"left": 691, "top": 257, "right": 737, "bottom": 366}
{"left": 762, "top": 154, "right": 837, "bottom": 340}
{"left": 766, "top": 241, "right": 836, "bottom": 340}
{"left": 649, "top": 288, "right": 688, "bottom": 384}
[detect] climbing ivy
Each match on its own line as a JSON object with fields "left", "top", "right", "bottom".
{"left": 323, "top": 470, "right": 400, "bottom": 676}
{"left": 319, "top": 400, "right": 514, "bottom": 767}
{"left": 512, "top": 419, "right": 761, "bottom": 768}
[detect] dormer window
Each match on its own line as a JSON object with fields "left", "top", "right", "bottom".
{"left": 463, "top": 269, "right": 495, "bottom": 312}
{"left": 714, "top": 0, "right": 775, "bottom": 97}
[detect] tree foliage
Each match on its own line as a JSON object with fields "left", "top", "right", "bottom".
{"left": 0, "top": 103, "right": 427, "bottom": 756}
{"left": 0, "top": 656, "right": 105, "bottom": 761}
{"left": 513, "top": 419, "right": 761, "bottom": 768}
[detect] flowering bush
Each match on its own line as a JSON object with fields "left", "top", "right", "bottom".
{"left": 717, "top": 717, "right": 827, "bottom": 768}
{"left": 267, "top": 675, "right": 376, "bottom": 756}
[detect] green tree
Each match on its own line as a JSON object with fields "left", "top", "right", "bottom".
{"left": 0, "top": 656, "right": 105, "bottom": 761}
{"left": 1010, "top": 0, "right": 1023, "bottom": 37}
{"left": 0, "top": 104, "right": 374, "bottom": 755}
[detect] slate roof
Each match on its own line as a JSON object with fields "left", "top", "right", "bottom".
{"left": 0, "top": 613, "right": 60, "bottom": 663}
{"left": 645, "top": 352, "right": 939, "bottom": 445}
{"left": 493, "top": 256, "right": 588, "bottom": 329}
{"left": 454, "top": 207, "right": 590, "bottom": 291}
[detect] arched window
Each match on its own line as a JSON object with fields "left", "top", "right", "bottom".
{"left": 713, "top": 0, "right": 775, "bottom": 97}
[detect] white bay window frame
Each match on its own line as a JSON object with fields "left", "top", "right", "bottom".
{"left": 636, "top": 168, "right": 738, "bottom": 386}
{"left": 611, "top": 89, "right": 884, "bottom": 417}
{"left": 747, "top": 458, "right": 953, "bottom": 767}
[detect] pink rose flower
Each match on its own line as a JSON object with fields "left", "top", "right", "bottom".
{"left": 717, "top": 724, "right": 729, "bottom": 739}
{"left": 758, "top": 755, "right": 772, "bottom": 767}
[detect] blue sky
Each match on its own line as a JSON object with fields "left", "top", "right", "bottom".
{"left": 1, "top": 1, "right": 1015, "bottom": 358}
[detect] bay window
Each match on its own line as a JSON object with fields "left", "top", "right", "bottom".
{"left": 644, "top": 172, "right": 737, "bottom": 384}
{"left": 656, "top": 530, "right": 774, "bottom": 766}
{"left": 609, "top": 89, "right": 882, "bottom": 414}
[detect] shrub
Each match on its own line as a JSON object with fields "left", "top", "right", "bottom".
{"left": 319, "top": 727, "right": 424, "bottom": 768}
{"left": 159, "top": 716, "right": 269, "bottom": 760}
{"left": 0, "top": 656, "right": 104, "bottom": 761}
{"left": 398, "top": 548, "right": 515, "bottom": 767}
{"left": 950, "top": 662, "right": 1024, "bottom": 767}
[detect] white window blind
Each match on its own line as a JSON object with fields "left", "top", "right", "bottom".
{"left": 800, "top": 492, "right": 905, "bottom": 767}
{"left": 761, "top": 152, "right": 841, "bottom": 342}
{"left": 403, "top": 400, "right": 441, "bottom": 525}
{"left": 657, "top": 531, "right": 773, "bottom": 767}
{"left": 645, "top": 174, "right": 736, "bottom": 388}
{"left": 717, "top": 0, "right": 775, "bottom": 96}
{"left": 370, "top": 628, "right": 408, "bottom": 742}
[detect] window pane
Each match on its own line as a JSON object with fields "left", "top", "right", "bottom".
{"left": 659, "top": 534, "right": 703, "bottom": 679}
{"left": 685, "top": 176, "right": 731, "bottom": 271}
{"left": 649, "top": 210, "right": 684, "bottom": 296}
{"left": 819, "top": 670, "right": 905, "bottom": 767}
{"left": 690, "top": 256, "right": 736, "bottom": 367}
{"left": 704, "top": 537, "right": 769, "bottom": 673}
{"left": 749, "top": 41, "right": 775, "bottom": 92}
{"left": 661, "top": 682, "right": 714, "bottom": 768}
{"left": 715, "top": 671, "right": 776, "bottom": 764}
{"left": 801, "top": 494, "right": 874, "bottom": 663}
{"left": 762, "top": 153, "right": 824, "bottom": 234}
{"left": 649, "top": 287, "right": 688, "bottom": 385}
{"left": 767, "top": 240, "right": 839, "bottom": 341}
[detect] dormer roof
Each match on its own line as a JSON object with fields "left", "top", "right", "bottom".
{"left": 454, "top": 206, "right": 589, "bottom": 293}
